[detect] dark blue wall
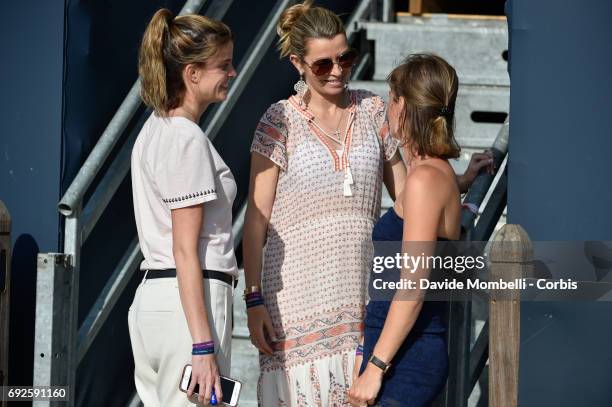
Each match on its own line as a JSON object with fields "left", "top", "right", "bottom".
{"left": 507, "top": 0, "right": 612, "bottom": 405}
{"left": 507, "top": 0, "right": 612, "bottom": 240}
{"left": 0, "top": 0, "right": 65, "bottom": 389}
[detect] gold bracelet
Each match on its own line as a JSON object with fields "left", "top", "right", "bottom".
{"left": 243, "top": 285, "right": 262, "bottom": 296}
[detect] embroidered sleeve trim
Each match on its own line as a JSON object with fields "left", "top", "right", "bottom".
{"left": 162, "top": 189, "right": 216, "bottom": 204}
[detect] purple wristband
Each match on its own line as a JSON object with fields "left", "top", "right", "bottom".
{"left": 192, "top": 341, "right": 215, "bottom": 356}
{"left": 193, "top": 341, "right": 214, "bottom": 348}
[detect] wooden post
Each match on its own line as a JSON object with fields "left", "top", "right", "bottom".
{"left": 488, "top": 224, "right": 532, "bottom": 407}
{"left": 409, "top": 0, "right": 423, "bottom": 15}
{"left": 0, "top": 200, "right": 11, "bottom": 405}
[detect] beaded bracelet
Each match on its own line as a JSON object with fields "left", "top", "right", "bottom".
{"left": 356, "top": 344, "right": 364, "bottom": 357}
{"left": 244, "top": 291, "right": 264, "bottom": 309}
{"left": 192, "top": 341, "right": 215, "bottom": 356}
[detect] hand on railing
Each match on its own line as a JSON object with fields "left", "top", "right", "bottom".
{"left": 458, "top": 150, "right": 495, "bottom": 193}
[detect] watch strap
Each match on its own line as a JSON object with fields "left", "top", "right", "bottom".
{"left": 368, "top": 354, "right": 391, "bottom": 374}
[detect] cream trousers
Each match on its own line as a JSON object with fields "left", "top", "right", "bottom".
{"left": 128, "top": 274, "right": 233, "bottom": 406}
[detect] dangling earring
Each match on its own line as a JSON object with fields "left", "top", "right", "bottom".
{"left": 294, "top": 73, "right": 308, "bottom": 106}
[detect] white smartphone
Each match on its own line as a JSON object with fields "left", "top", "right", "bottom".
{"left": 179, "top": 364, "right": 242, "bottom": 406}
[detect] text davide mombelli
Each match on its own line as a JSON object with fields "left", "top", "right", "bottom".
{"left": 371, "top": 253, "right": 578, "bottom": 292}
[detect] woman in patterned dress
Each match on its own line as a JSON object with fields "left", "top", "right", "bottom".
{"left": 242, "top": 2, "right": 492, "bottom": 405}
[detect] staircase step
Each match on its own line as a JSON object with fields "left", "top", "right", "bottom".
{"left": 361, "top": 16, "right": 509, "bottom": 86}
{"left": 351, "top": 81, "right": 508, "bottom": 149}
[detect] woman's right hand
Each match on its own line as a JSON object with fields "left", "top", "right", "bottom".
{"left": 247, "top": 305, "right": 277, "bottom": 355}
{"left": 188, "top": 354, "right": 223, "bottom": 405}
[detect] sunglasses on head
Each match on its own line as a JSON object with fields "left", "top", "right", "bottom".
{"left": 303, "top": 49, "right": 359, "bottom": 76}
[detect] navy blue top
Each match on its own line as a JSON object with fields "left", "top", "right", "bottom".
{"left": 364, "top": 207, "right": 447, "bottom": 334}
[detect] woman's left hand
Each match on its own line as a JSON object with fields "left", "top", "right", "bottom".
{"left": 457, "top": 149, "right": 495, "bottom": 193}
{"left": 465, "top": 150, "right": 495, "bottom": 179}
{"left": 348, "top": 364, "right": 383, "bottom": 406}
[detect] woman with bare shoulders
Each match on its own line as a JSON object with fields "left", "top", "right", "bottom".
{"left": 349, "top": 54, "right": 462, "bottom": 407}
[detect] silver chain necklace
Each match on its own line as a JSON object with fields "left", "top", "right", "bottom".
{"left": 310, "top": 112, "right": 346, "bottom": 146}
{"left": 308, "top": 93, "right": 350, "bottom": 145}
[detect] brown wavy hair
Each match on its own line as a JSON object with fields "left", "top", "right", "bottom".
{"left": 277, "top": 0, "right": 345, "bottom": 59}
{"left": 388, "top": 53, "right": 461, "bottom": 159}
{"left": 138, "top": 8, "right": 232, "bottom": 115}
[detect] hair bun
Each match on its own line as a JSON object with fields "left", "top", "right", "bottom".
{"left": 277, "top": 0, "right": 313, "bottom": 38}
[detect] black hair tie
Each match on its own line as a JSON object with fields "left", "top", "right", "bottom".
{"left": 440, "top": 106, "right": 452, "bottom": 118}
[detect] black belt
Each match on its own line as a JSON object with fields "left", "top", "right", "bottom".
{"left": 145, "top": 269, "right": 237, "bottom": 288}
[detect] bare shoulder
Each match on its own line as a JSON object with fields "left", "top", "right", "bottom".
{"left": 405, "top": 162, "right": 456, "bottom": 199}
{"left": 406, "top": 163, "right": 447, "bottom": 186}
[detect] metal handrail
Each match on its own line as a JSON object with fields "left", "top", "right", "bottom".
{"left": 346, "top": 0, "right": 376, "bottom": 40}
{"left": 461, "top": 117, "right": 509, "bottom": 233}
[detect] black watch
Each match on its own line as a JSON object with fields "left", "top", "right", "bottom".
{"left": 368, "top": 354, "right": 391, "bottom": 375}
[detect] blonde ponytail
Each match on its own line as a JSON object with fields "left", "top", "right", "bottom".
{"left": 139, "top": 9, "right": 172, "bottom": 115}
{"left": 429, "top": 116, "right": 456, "bottom": 157}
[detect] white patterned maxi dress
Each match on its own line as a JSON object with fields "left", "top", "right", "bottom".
{"left": 250, "top": 89, "right": 398, "bottom": 406}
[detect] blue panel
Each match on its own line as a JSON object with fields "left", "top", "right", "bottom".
{"left": 0, "top": 0, "right": 64, "bottom": 388}
{"left": 507, "top": 0, "right": 612, "bottom": 240}
{"left": 507, "top": 1, "right": 612, "bottom": 405}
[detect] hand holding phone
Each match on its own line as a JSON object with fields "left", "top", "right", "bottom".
{"left": 184, "top": 356, "right": 221, "bottom": 404}
{"left": 179, "top": 365, "right": 242, "bottom": 406}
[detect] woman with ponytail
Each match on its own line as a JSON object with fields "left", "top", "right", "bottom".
{"left": 129, "top": 9, "right": 237, "bottom": 406}
{"left": 348, "top": 54, "right": 461, "bottom": 407}
{"left": 243, "top": 1, "right": 490, "bottom": 405}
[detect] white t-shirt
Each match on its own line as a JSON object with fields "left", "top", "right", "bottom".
{"left": 131, "top": 113, "right": 238, "bottom": 277}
